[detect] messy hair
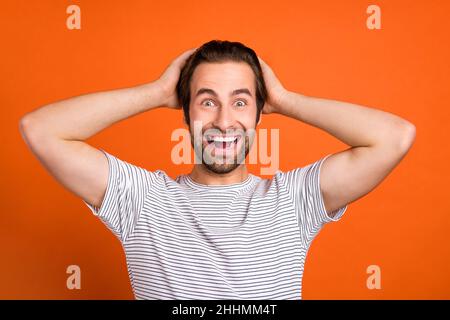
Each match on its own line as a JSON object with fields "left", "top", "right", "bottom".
{"left": 176, "top": 40, "right": 268, "bottom": 126}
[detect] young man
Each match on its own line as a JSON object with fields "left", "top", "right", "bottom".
{"left": 19, "top": 40, "right": 415, "bottom": 299}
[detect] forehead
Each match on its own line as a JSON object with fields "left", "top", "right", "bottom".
{"left": 190, "top": 61, "right": 255, "bottom": 95}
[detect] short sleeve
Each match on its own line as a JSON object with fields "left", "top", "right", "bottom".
{"left": 82, "top": 149, "right": 157, "bottom": 243}
{"left": 278, "top": 154, "right": 348, "bottom": 248}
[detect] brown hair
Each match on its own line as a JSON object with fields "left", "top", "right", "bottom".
{"left": 176, "top": 40, "right": 268, "bottom": 126}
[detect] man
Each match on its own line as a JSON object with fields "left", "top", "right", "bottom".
{"left": 19, "top": 40, "right": 415, "bottom": 299}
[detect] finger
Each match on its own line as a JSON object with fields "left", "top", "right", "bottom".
{"left": 173, "top": 48, "right": 195, "bottom": 63}
{"left": 257, "top": 56, "right": 265, "bottom": 64}
{"left": 175, "top": 48, "right": 197, "bottom": 66}
{"left": 181, "top": 47, "right": 197, "bottom": 58}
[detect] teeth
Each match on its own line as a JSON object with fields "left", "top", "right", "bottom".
{"left": 207, "top": 136, "right": 239, "bottom": 143}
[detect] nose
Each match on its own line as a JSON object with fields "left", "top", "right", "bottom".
{"left": 212, "top": 106, "right": 236, "bottom": 132}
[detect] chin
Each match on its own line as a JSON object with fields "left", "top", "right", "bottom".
{"left": 203, "top": 161, "right": 242, "bottom": 174}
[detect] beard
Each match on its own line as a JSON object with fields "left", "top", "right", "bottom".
{"left": 189, "top": 126, "right": 253, "bottom": 174}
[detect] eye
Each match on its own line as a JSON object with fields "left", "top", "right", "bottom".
{"left": 202, "top": 99, "right": 216, "bottom": 107}
{"left": 235, "top": 99, "right": 247, "bottom": 107}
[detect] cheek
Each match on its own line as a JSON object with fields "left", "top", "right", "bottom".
{"left": 240, "top": 105, "right": 258, "bottom": 127}
{"left": 189, "top": 104, "right": 211, "bottom": 124}
{"left": 189, "top": 106, "right": 208, "bottom": 118}
{"left": 241, "top": 114, "right": 256, "bottom": 128}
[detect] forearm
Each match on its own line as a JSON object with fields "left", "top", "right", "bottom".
{"left": 20, "top": 81, "right": 165, "bottom": 141}
{"left": 277, "top": 91, "right": 415, "bottom": 148}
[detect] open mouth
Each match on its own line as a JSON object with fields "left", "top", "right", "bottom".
{"left": 205, "top": 135, "right": 241, "bottom": 149}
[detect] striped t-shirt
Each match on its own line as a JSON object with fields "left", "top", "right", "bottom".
{"left": 83, "top": 149, "right": 348, "bottom": 300}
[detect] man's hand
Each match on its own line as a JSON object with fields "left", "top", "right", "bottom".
{"left": 258, "top": 56, "right": 289, "bottom": 114}
{"left": 156, "top": 47, "right": 197, "bottom": 109}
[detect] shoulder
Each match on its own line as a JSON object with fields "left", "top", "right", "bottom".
{"left": 100, "top": 149, "right": 173, "bottom": 187}
{"left": 274, "top": 155, "right": 331, "bottom": 187}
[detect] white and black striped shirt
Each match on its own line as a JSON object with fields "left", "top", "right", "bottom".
{"left": 83, "top": 149, "right": 347, "bottom": 300}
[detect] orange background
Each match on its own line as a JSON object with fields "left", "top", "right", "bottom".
{"left": 1, "top": 0, "right": 449, "bottom": 299}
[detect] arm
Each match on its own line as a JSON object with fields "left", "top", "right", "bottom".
{"left": 258, "top": 57, "right": 416, "bottom": 215}
{"left": 19, "top": 48, "right": 196, "bottom": 209}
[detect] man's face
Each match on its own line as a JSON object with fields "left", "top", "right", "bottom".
{"left": 188, "top": 61, "right": 259, "bottom": 174}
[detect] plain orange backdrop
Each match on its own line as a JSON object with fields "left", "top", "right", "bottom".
{"left": 1, "top": 0, "right": 449, "bottom": 299}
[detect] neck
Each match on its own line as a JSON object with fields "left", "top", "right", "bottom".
{"left": 189, "top": 164, "right": 249, "bottom": 185}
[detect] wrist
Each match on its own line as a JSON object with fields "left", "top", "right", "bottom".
{"left": 274, "top": 91, "right": 307, "bottom": 117}
{"left": 139, "top": 81, "right": 167, "bottom": 110}
{"left": 271, "top": 89, "right": 292, "bottom": 115}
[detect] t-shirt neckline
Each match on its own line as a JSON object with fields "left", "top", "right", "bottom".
{"left": 182, "top": 173, "right": 256, "bottom": 190}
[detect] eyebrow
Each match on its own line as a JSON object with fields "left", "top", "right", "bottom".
{"left": 195, "top": 87, "right": 253, "bottom": 98}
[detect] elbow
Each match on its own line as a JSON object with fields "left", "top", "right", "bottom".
{"left": 19, "top": 113, "right": 35, "bottom": 142}
{"left": 401, "top": 121, "right": 416, "bottom": 150}
{"left": 19, "top": 113, "right": 47, "bottom": 147}
{"left": 375, "top": 121, "right": 416, "bottom": 164}
{"left": 395, "top": 120, "right": 416, "bottom": 153}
